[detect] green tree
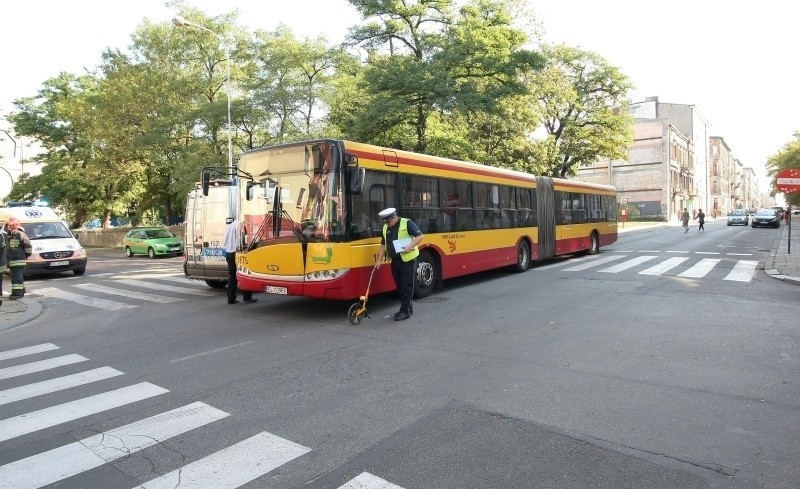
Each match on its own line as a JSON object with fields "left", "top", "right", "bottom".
{"left": 344, "top": 0, "right": 542, "bottom": 160}
{"left": 9, "top": 73, "right": 108, "bottom": 226}
{"left": 528, "top": 44, "right": 633, "bottom": 177}
{"left": 242, "top": 25, "right": 345, "bottom": 147}
{"left": 766, "top": 131, "right": 800, "bottom": 207}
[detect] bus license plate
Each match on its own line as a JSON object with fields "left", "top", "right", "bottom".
{"left": 51, "top": 261, "right": 69, "bottom": 266}
{"left": 266, "top": 286, "right": 288, "bottom": 295}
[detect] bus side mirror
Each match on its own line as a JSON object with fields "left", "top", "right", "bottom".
{"left": 201, "top": 170, "right": 211, "bottom": 196}
{"left": 246, "top": 181, "right": 255, "bottom": 201}
{"left": 349, "top": 167, "right": 365, "bottom": 195}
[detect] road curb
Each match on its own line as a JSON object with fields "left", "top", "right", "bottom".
{"left": 0, "top": 297, "right": 43, "bottom": 332}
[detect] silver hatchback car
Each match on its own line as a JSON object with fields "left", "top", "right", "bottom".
{"left": 727, "top": 209, "right": 749, "bottom": 226}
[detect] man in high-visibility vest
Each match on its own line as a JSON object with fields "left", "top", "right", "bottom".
{"left": 5, "top": 217, "right": 32, "bottom": 299}
{"left": 375, "top": 207, "right": 424, "bottom": 321}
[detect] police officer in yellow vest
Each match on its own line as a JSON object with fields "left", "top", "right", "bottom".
{"left": 375, "top": 208, "right": 424, "bottom": 321}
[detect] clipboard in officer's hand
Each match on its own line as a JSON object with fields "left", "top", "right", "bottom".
{"left": 392, "top": 238, "right": 412, "bottom": 253}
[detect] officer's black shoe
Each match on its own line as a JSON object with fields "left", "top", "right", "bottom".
{"left": 243, "top": 297, "right": 258, "bottom": 303}
{"left": 394, "top": 311, "right": 410, "bottom": 321}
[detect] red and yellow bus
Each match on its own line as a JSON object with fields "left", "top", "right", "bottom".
{"left": 229, "top": 139, "right": 617, "bottom": 300}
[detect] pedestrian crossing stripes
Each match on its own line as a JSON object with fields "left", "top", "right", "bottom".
{"left": 0, "top": 354, "right": 88, "bottom": 380}
{"left": 34, "top": 287, "right": 138, "bottom": 310}
{"left": 0, "top": 366, "right": 123, "bottom": 405}
{"left": 0, "top": 343, "right": 408, "bottom": 489}
{"left": 113, "top": 278, "right": 215, "bottom": 296}
{"left": 28, "top": 274, "right": 222, "bottom": 311}
{"left": 542, "top": 253, "right": 759, "bottom": 282}
{"left": 136, "top": 431, "right": 311, "bottom": 489}
{"left": 0, "top": 382, "right": 168, "bottom": 443}
{"left": 73, "top": 283, "right": 183, "bottom": 303}
{"left": 339, "top": 472, "right": 406, "bottom": 489}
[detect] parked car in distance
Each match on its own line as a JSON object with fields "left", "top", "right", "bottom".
{"left": 751, "top": 208, "right": 782, "bottom": 228}
{"left": 123, "top": 227, "right": 184, "bottom": 258}
{"left": 727, "top": 209, "right": 749, "bottom": 226}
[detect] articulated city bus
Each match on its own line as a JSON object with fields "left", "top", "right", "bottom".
{"left": 225, "top": 139, "right": 617, "bottom": 301}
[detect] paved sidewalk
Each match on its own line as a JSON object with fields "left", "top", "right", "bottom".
{"left": 3, "top": 224, "right": 800, "bottom": 331}
{"left": 764, "top": 220, "right": 800, "bottom": 285}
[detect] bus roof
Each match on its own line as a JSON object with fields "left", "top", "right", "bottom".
{"left": 239, "top": 138, "right": 617, "bottom": 194}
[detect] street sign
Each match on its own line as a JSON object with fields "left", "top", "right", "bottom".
{"left": 621, "top": 197, "right": 628, "bottom": 204}
{"left": 776, "top": 168, "right": 800, "bottom": 194}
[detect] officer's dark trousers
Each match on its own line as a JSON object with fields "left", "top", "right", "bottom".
{"left": 391, "top": 258, "right": 415, "bottom": 313}
{"left": 10, "top": 266, "right": 25, "bottom": 297}
{"left": 226, "top": 252, "right": 252, "bottom": 303}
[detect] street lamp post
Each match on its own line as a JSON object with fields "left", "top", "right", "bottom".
{"left": 172, "top": 15, "right": 233, "bottom": 170}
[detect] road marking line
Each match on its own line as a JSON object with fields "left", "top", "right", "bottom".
{"left": 562, "top": 254, "right": 626, "bottom": 271}
{"left": 533, "top": 255, "right": 593, "bottom": 270}
{"left": 0, "top": 367, "right": 124, "bottom": 406}
{"left": 726, "top": 253, "right": 753, "bottom": 256}
{"left": 147, "top": 275, "right": 199, "bottom": 284}
{"left": 338, "top": 472, "right": 406, "bottom": 489}
{"left": 638, "top": 257, "right": 690, "bottom": 275}
{"left": 666, "top": 250, "right": 690, "bottom": 253}
{"left": 73, "top": 284, "right": 182, "bottom": 303}
{"left": 111, "top": 272, "right": 185, "bottom": 280}
{"left": 34, "top": 287, "right": 137, "bottom": 311}
{"left": 677, "top": 258, "right": 721, "bottom": 278}
{"left": 0, "top": 344, "right": 59, "bottom": 362}
{"left": 599, "top": 256, "right": 657, "bottom": 273}
{"left": 0, "top": 402, "right": 229, "bottom": 489}
{"left": 724, "top": 260, "right": 759, "bottom": 282}
{"left": 113, "top": 279, "right": 214, "bottom": 296}
{"left": 695, "top": 251, "right": 720, "bottom": 255}
{"left": 0, "top": 382, "right": 168, "bottom": 443}
{"left": 136, "top": 431, "right": 311, "bottom": 489}
{"left": 0, "top": 354, "right": 88, "bottom": 381}
{"left": 170, "top": 341, "right": 257, "bottom": 363}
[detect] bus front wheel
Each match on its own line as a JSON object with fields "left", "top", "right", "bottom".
{"left": 414, "top": 250, "right": 436, "bottom": 298}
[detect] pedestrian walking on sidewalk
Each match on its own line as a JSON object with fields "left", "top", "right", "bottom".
{"left": 696, "top": 209, "right": 705, "bottom": 232}
{"left": 681, "top": 208, "right": 690, "bottom": 233}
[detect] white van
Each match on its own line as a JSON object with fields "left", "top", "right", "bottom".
{"left": 183, "top": 180, "right": 237, "bottom": 288}
{"left": 0, "top": 202, "right": 87, "bottom": 276}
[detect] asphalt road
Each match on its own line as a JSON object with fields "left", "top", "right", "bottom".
{"left": 1, "top": 219, "right": 798, "bottom": 488}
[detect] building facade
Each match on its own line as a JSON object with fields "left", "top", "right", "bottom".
{"left": 575, "top": 96, "right": 760, "bottom": 220}
{"left": 577, "top": 119, "right": 695, "bottom": 219}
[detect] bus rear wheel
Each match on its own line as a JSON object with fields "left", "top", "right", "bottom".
{"left": 513, "top": 240, "right": 531, "bottom": 272}
{"left": 414, "top": 250, "right": 436, "bottom": 299}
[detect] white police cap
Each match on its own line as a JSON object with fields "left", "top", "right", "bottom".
{"left": 378, "top": 207, "right": 396, "bottom": 218}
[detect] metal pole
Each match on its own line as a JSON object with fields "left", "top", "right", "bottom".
{"left": 788, "top": 203, "right": 792, "bottom": 255}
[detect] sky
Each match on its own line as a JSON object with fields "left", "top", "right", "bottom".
{"left": 2, "top": 0, "right": 798, "bottom": 186}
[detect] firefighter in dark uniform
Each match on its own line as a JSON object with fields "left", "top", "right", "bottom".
{"left": 0, "top": 225, "right": 7, "bottom": 305}
{"left": 374, "top": 208, "right": 424, "bottom": 321}
{"left": 5, "top": 217, "right": 32, "bottom": 299}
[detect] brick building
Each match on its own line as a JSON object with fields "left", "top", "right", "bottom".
{"left": 575, "top": 96, "right": 760, "bottom": 220}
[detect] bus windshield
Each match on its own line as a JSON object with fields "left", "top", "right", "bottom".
{"left": 240, "top": 141, "right": 345, "bottom": 248}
